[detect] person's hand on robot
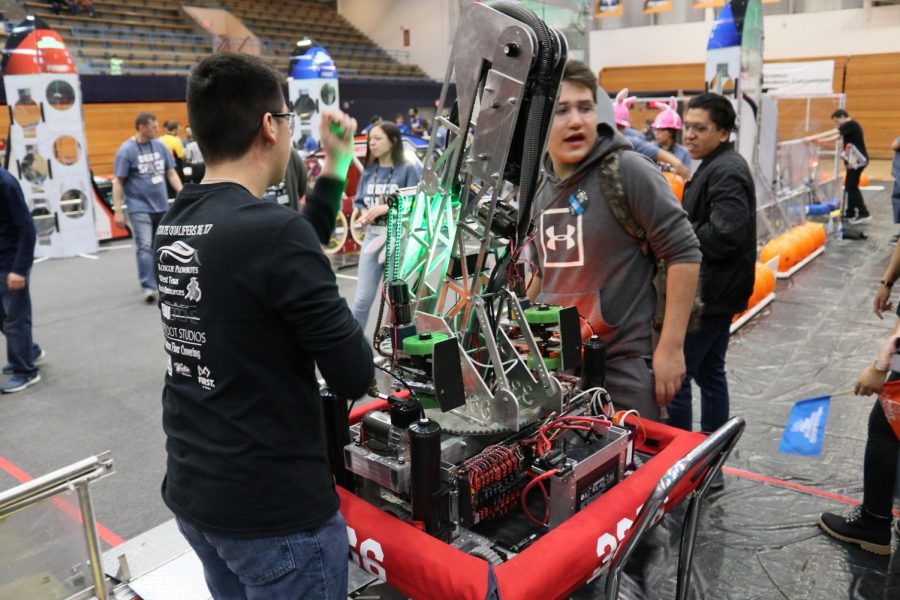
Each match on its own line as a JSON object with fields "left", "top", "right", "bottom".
{"left": 359, "top": 203, "right": 389, "bottom": 226}
{"left": 318, "top": 110, "right": 357, "bottom": 181}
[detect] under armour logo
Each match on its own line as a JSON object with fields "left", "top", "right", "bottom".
{"left": 545, "top": 224, "right": 577, "bottom": 251}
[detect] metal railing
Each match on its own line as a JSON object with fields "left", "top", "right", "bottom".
{"left": 0, "top": 453, "right": 115, "bottom": 600}
{"left": 605, "top": 418, "right": 746, "bottom": 600}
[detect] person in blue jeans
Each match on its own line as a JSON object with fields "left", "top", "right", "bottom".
{"left": 112, "top": 112, "right": 182, "bottom": 303}
{"left": 351, "top": 122, "right": 421, "bottom": 330}
{"left": 160, "top": 53, "right": 370, "bottom": 598}
{"left": 0, "top": 168, "right": 42, "bottom": 393}
{"left": 667, "top": 94, "right": 756, "bottom": 490}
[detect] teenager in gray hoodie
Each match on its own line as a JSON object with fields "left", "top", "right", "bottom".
{"left": 528, "top": 61, "right": 701, "bottom": 420}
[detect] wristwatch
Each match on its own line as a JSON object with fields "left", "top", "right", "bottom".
{"left": 880, "top": 279, "right": 894, "bottom": 288}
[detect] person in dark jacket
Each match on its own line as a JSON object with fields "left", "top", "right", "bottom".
{"left": 667, "top": 94, "right": 755, "bottom": 486}
{"left": 158, "top": 52, "right": 369, "bottom": 599}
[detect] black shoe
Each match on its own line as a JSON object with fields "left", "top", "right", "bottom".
{"left": 819, "top": 506, "right": 892, "bottom": 555}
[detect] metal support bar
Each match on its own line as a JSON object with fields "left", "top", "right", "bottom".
{"left": 605, "top": 418, "right": 745, "bottom": 599}
{"left": 77, "top": 483, "right": 108, "bottom": 600}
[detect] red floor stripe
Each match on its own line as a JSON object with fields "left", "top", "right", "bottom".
{"left": 722, "top": 466, "right": 900, "bottom": 517}
{"left": 0, "top": 455, "right": 124, "bottom": 547}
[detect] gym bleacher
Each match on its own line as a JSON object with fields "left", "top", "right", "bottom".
{"left": 15, "top": 0, "right": 432, "bottom": 81}
{"left": 217, "top": 0, "right": 430, "bottom": 81}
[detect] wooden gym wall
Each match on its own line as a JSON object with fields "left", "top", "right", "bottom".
{"left": 1, "top": 102, "right": 189, "bottom": 175}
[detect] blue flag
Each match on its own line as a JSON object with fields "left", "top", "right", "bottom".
{"left": 779, "top": 396, "right": 831, "bottom": 456}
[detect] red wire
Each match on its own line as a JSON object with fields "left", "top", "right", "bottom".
{"left": 520, "top": 468, "right": 558, "bottom": 526}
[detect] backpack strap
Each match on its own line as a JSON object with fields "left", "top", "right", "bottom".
{"left": 597, "top": 150, "right": 650, "bottom": 256}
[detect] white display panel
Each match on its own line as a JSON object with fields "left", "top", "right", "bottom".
{"left": 5, "top": 72, "right": 97, "bottom": 257}
{"left": 288, "top": 77, "right": 340, "bottom": 150}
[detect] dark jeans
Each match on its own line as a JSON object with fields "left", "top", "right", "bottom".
{"left": 0, "top": 274, "right": 37, "bottom": 376}
{"left": 863, "top": 398, "right": 899, "bottom": 519}
{"left": 667, "top": 316, "right": 732, "bottom": 432}
{"left": 843, "top": 166, "right": 869, "bottom": 219}
{"left": 176, "top": 510, "right": 349, "bottom": 599}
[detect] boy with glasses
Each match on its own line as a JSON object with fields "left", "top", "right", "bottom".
{"left": 667, "top": 94, "right": 756, "bottom": 490}
{"left": 156, "top": 52, "right": 371, "bottom": 599}
{"left": 528, "top": 60, "right": 701, "bottom": 420}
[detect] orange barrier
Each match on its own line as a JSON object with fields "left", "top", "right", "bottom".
{"left": 663, "top": 170, "right": 685, "bottom": 203}
{"left": 759, "top": 222, "right": 826, "bottom": 273}
{"left": 733, "top": 262, "right": 775, "bottom": 322}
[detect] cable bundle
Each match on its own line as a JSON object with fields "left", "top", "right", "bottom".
{"left": 461, "top": 445, "right": 522, "bottom": 522}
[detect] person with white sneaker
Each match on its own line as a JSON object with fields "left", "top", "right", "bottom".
{"left": 0, "top": 167, "right": 41, "bottom": 393}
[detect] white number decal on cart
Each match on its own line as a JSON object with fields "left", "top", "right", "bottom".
{"left": 347, "top": 526, "right": 387, "bottom": 581}
{"left": 595, "top": 500, "right": 668, "bottom": 565}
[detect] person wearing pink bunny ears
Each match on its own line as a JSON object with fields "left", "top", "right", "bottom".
{"left": 614, "top": 88, "right": 691, "bottom": 180}
{"left": 651, "top": 97, "right": 691, "bottom": 170}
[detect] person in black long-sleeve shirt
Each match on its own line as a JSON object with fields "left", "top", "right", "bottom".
{"left": 155, "top": 52, "right": 370, "bottom": 599}
{"left": 0, "top": 168, "right": 43, "bottom": 393}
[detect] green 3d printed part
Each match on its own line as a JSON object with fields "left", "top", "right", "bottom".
{"left": 524, "top": 304, "right": 561, "bottom": 325}
{"left": 402, "top": 332, "right": 450, "bottom": 356}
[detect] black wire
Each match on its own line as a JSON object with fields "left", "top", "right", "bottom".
{"left": 372, "top": 364, "right": 425, "bottom": 418}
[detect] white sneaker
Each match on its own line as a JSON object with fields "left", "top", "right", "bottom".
{"left": 143, "top": 289, "right": 158, "bottom": 304}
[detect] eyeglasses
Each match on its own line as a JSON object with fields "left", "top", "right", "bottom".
{"left": 683, "top": 123, "right": 716, "bottom": 134}
{"left": 271, "top": 112, "right": 295, "bottom": 135}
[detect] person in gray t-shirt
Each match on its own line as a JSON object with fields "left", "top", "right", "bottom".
{"left": 112, "top": 112, "right": 181, "bottom": 303}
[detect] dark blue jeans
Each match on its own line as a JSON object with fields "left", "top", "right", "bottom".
{"left": 667, "top": 316, "right": 732, "bottom": 433}
{"left": 176, "top": 510, "right": 349, "bottom": 599}
{"left": 0, "top": 273, "right": 37, "bottom": 376}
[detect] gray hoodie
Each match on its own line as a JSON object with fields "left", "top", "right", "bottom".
{"left": 531, "top": 124, "right": 701, "bottom": 360}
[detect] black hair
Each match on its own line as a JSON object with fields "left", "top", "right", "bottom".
{"left": 135, "top": 112, "right": 156, "bottom": 129}
{"left": 562, "top": 60, "right": 597, "bottom": 103}
{"left": 186, "top": 52, "right": 286, "bottom": 164}
{"left": 164, "top": 120, "right": 178, "bottom": 133}
{"left": 365, "top": 122, "right": 406, "bottom": 167}
{"left": 831, "top": 108, "right": 849, "bottom": 119}
{"left": 687, "top": 92, "right": 736, "bottom": 132}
